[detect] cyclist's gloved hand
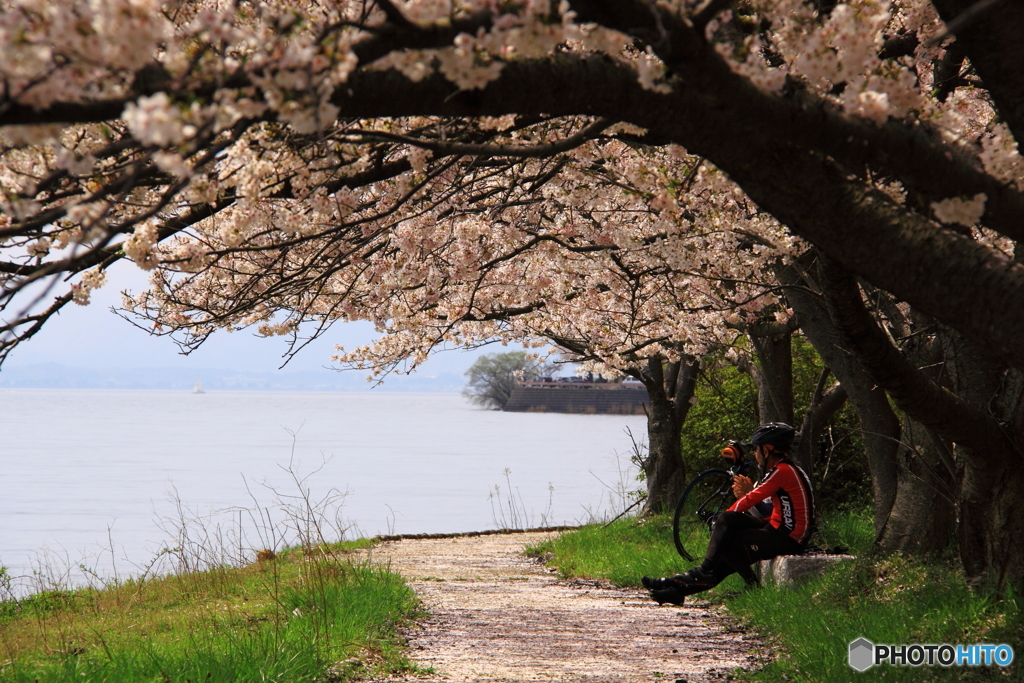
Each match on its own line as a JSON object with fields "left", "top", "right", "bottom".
{"left": 731, "top": 474, "right": 754, "bottom": 498}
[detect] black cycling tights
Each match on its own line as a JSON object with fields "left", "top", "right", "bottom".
{"left": 702, "top": 511, "right": 803, "bottom": 585}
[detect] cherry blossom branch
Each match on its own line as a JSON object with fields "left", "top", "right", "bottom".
{"left": 349, "top": 9, "right": 495, "bottom": 65}
{"left": 0, "top": 249, "right": 120, "bottom": 364}
{"left": 8, "top": 47, "right": 1023, "bottom": 247}
{"left": 343, "top": 118, "right": 614, "bottom": 158}
{"left": 692, "top": 0, "right": 735, "bottom": 32}
{"left": 2, "top": 0, "right": 1024, "bottom": 382}
{"left": 0, "top": 291, "right": 75, "bottom": 365}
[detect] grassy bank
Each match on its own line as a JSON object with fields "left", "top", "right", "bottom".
{"left": 0, "top": 541, "right": 420, "bottom": 682}
{"left": 529, "top": 511, "right": 1022, "bottom": 682}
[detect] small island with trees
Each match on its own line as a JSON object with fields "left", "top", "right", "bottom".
{"left": 463, "top": 351, "right": 647, "bottom": 414}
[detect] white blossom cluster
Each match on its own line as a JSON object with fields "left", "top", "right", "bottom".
{"left": 118, "top": 121, "right": 797, "bottom": 375}
{"left": 1, "top": 0, "right": 167, "bottom": 108}
{"left": 70, "top": 268, "right": 107, "bottom": 305}
{"left": 932, "top": 193, "right": 987, "bottom": 227}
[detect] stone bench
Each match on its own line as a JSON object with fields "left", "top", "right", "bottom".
{"left": 758, "top": 553, "right": 856, "bottom": 586}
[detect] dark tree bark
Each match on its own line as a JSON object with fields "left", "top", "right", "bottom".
{"left": 817, "top": 255, "right": 1024, "bottom": 590}
{"left": 943, "top": 329, "right": 1024, "bottom": 592}
{"left": 876, "top": 314, "right": 957, "bottom": 554}
{"left": 749, "top": 329, "right": 795, "bottom": 425}
{"left": 957, "top": 428, "right": 1024, "bottom": 593}
{"left": 632, "top": 354, "right": 700, "bottom": 515}
{"left": 781, "top": 264, "right": 901, "bottom": 538}
{"left": 880, "top": 418, "right": 958, "bottom": 554}
{"left": 815, "top": 257, "right": 1014, "bottom": 458}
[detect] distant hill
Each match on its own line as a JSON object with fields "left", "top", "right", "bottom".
{"left": 0, "top": 363, "right": 463, "bottom": 392}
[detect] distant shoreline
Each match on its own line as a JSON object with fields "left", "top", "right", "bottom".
{"left": 0, "top": 363, "right": 465, "bottom": 392}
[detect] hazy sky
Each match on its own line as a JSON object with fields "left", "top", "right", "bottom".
{"left": 5, "top": 261, "right": 509, "bottom": 377}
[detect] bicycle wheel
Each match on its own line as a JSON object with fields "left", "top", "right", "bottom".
{"left": 672, "top": 469, "right": 735, "bottom": 561}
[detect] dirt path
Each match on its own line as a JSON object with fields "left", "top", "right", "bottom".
{"left": 364, "top": 531, "right": 762, "bottom": 683}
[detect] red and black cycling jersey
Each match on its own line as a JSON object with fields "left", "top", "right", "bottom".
{"left": 728, "top": 458, "right": 816, "bottom": 544}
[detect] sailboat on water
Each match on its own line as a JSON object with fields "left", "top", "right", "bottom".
{"left": 193, "top": 378, "right": 205, "bottom": 394}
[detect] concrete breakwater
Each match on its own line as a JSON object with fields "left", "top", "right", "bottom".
{"left": 503, "top": 381, "right": 648, "bottom": 414}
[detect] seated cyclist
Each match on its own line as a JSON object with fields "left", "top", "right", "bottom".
{"left": 642, "top": 422, "right": 816, "bottom": 605}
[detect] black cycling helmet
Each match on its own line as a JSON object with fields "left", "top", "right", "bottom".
{"left": 744, "top": 422, "right": 797, "bottom": 452}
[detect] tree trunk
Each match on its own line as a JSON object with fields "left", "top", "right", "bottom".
{"left": 946, "top": 331, "right": 1024, "bottom": 593}
{"left": 877, "top": 418, "right": 957, "bottom": 554}
{"left": 642, "top": 385, "right": 685, "bottom": 515}
{"left": 957, "top": 435, "right": 1024, "bottom": 593}
{"left": 782, "top": 265, "right": 900, "bottom": 538}
{"left": 749, "top": 330, "right": 794, "bottom": 424}
{"left": 874, "top": 313, "right": 957, "bottom": 552}
{"left": 816, "top": 255, "right": 1024, "bottom": 588}
{"left": 636, "top": 354, "right": 700, "bottom": 515}
{"left": 548, "top": 337, "right": 701, "bottom": 518}
{"left": 816, "top": 265, "right": 957, "bottom": 553}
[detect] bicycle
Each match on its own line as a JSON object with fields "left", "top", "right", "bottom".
{"left": 671, "top": 441, "right": 759, "bottom": 561}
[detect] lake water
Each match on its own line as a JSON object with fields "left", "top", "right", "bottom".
{"left": 0, "top": 389, "right": 646, "bottom": 593}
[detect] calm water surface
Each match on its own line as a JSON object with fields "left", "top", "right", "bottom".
{"left": 1, "top": 389, "right": 645, "bottom": 589}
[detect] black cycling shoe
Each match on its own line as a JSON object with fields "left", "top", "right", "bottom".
{"left": 641, "top": 575, "right": 683, "bottom": 590}
{"left": 650, "top": 586, "right": 686, "bottom": 605}
{"left": 678, "top": 566, "right": 720, "bottom": 588}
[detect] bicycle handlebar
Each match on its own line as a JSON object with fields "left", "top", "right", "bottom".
{"left": 721, "top": 440, "right": 745, "bottom": 463}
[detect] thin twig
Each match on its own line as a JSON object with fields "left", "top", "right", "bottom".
{"left": 601, "top": 494, "right": 647, "bottom": 528}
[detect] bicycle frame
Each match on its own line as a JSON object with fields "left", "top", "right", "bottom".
{"left": 694, "top": 461, "right": 756, "bottom": 522}
{"left": 672, "top": 459, "right": 759, "bottom": 561}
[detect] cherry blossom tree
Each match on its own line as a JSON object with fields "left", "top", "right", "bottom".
{"left": 117, "top": 135, "right": 790, "bottom": 514}
{"left": 3, "top": 0, "right": 1024, "bottom": 589}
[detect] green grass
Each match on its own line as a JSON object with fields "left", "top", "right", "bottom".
{"left": 728, "top": 554, "right": 1022, "bottom": 682}
{"left": 527, "top": 514, "right": 751, "bottom": 597}
{"left": 0, "top": 541, "right": 421, "bottom": 682}
{"left": 533, "top": 509, "right": 1023, "bottom": 682}
{"left": 527, "top": 515, "right": 681, "bottom": 587}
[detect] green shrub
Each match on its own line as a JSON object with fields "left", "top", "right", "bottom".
{"left": 681, "top": 339, "right": 871, "bottom": 512}
{"left": 679, "top": 356, "right": 759, "bottom": 479}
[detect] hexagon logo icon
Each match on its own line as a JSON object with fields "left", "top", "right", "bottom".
{"left": 849, "top": 637, "right": 875, "bottom": 671}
